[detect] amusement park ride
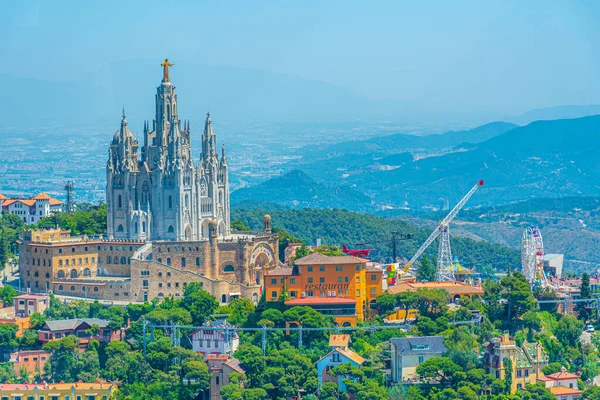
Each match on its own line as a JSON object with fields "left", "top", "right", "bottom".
{"left": 521, "top": 226, "right": 547, "bottom": 288}
{"left": 404, "top": 180, "right": 484, "bottom": 282}
{"left": 341, "top": 244, "right": 376, "bottom": 258}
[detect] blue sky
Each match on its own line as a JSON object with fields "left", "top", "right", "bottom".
{"left": 1, "top": 0, "right": 599, "bottom": 115}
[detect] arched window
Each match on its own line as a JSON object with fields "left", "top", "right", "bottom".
{"left": 196, "top": 257, "right": 200, "bottom": 267}
{"left": 34, "top": 271, "right": 39, "bottom": 277}
{"left": 106, "top": 256, "right": 111, "bottom": 264}
{"left": 221, "top": 294, "right": 227, "bottom": 303}
{"left": 216, "top": 376, "right": 220, "bottom": 386}
{"left": 117, "top": 224, "right": 124, "bottom": 232}
{"left": 57, "top": 270, "right": 65, "bottom": 278}
{"left": 168, "top": 196, "right": 172, "bottom": 209}
{"left": 70, "top": 286, "right": 75, "bottom": 291}
{"left": 158, "top": 272, "right": 163, "bottom": 277}
{"left": 168, "top": 225, "right": 174, "bottom": 233}
{"left": 83, "top": 268, "right": 91, "bottom": 277}
{"left": 142, "top": 221, "right": 146, "bottom": 233}
{"left": 70, "top": 269, "right": 77, "bottom": 278}
{"left": 181, "top": 258, "right": 186, "bottom": 267}
{"left": 157, "top": 258, "right": 162, "bottom": 264}
{"left": 118, "top": 194, "right": 122, "bottom": 208}
{"left": 59, "top": 260, "right": 63, "bottom": 266}
{"left": 94, "top": 287, "right": 98, "bottom": 292}
{"left": 121, "top": 256, "right": 127, "bottom": 264}
{"left": 223, "top": 265, "right": 235, "bottom": 273}
{"left": 167, "top": 258, "right": 171, "bottom": 266}
{"left": 158, "top": 292, "right": 164, "bottom": 297}
{"left": 58, "top": 285, "right": 63, "bottom": 291}
{"left": 45, "top": 272, "right": 50, "bottom": 278}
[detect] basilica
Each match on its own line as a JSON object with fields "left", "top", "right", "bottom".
{"left": 18, "top": 60, "right": 279, "bottom": 305}
{"left": 107, "top": 58, "right": 230, "bottom": 241}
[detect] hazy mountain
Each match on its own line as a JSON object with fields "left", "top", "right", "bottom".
{"left": 231, "top": 170, "right": 373, "bottom": 211}
{"left": 508, "top": 105, "right": 600, "bottom": 126}
{"left": 238, "top": 115, "right": 600, "bottom": 211}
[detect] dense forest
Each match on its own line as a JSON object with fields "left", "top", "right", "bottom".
{"left": 232, "top": 208, "right": 520, "bottom": 273}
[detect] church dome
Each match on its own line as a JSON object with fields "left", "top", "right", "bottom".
{"left": 263, "top": 214, "right": 271, "bottom": 223}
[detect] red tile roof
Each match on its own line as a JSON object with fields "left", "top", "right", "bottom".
{"left": 32, "top": 192, "right": 52, "bottom": 200}
{"left": 388, "top": 281, "right": 484, "bottom": 296}
{"left": 285, "top": 297, "right": 356, "bottom": 306}
{"left": 265, "top": 267, "right": 294, "bottom": 276}
{"left": 294, "top": 252, "right": 368, "bottom": 265}
{"left": 550, "top": 386, "right": 582, "bottom": 395}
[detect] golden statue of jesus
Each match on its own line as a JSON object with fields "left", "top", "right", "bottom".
{"left": 161, "top": 58, "right": 174, "bottom": 82}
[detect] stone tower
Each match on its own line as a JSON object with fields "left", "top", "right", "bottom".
{"left": 107, "top": 59, "right": 230, "bottom": 241}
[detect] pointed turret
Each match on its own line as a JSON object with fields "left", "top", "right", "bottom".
{"left": 202, "top": 112, "right": 217, "bottom": 159}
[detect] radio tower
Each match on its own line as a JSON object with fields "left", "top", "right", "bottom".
{"left": 64, "top": 181, "right": 74, "bottom": 212}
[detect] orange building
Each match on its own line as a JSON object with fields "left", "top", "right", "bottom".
{"left": 264, "top": 253, "right": 382, "bottom": 326}
{"left": 10, "top": 350, "right": 50, "bottom": 377}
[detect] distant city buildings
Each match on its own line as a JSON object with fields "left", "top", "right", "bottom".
{"left": 0, "top": 192, "right": 62, "bottom": 224}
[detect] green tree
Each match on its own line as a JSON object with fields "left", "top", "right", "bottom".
{"left": 396, "top": 291, "right": 418, "bottom": 323}
{"left": 504, "top": 358, "right": 513, "bottom": 394}
{"left": 181, "top": 286, "right": 219, "bottom": 325}
{"left": 417, "top": 256, "right": 436, "bottom": 282}
{"left": 231, "top": 219, "right": 250, "bottom": 231}
{"left": 576, "top": 273, "right": 592, "bottom": 322}
{"left": 416, "top": 357, "right": 461, "bottom": 384}
{"left": 583, "top": 385, "right": 600, "bottom": 400}
{"left": 555, "top": 315, "right": 584, "bottom": 349}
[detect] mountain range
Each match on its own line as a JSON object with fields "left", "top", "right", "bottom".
{"left": 236, "top": 114, "right": 600, "bottom": 211}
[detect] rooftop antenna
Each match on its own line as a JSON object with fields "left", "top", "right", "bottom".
{"left": 64, "top": 181, "right": 74, "bottom": 213}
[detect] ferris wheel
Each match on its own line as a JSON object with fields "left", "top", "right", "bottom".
{"left": 521, "top": 226, "right": 545, "bottom": 287}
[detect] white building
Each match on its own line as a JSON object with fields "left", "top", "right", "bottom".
{"left": 106, "top": 59, "right": 230, "bottom": 241}
{"left": 543, "top": 254, "right": 564, "bottom": 279}
{"left": 0, "top": 193, "right": 63, "bottom": 224}
{"left": 191, "top": 319, "right": 239, "bottom": 355}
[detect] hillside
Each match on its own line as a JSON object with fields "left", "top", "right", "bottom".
{"left": 231, "top": 207, "right": 520, "bottom": 272}
{"left": 231, "top": 170, "right": 373, "bottom": 212}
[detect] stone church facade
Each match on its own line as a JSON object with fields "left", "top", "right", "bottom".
{"left": 107, "top": 58, "right": 230, "bottom": 241}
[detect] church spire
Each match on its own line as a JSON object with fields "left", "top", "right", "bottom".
{"left": 202, "top": 112, "right": 217, "bottom": 158}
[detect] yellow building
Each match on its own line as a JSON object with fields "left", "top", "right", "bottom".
{"left": 0, "top": 380, "right": 117, "bottom": 400}
{"left": 390, "top": 336, "right": 446, "bottom": 383}
{"left": 483, "top": 333, "right": 548, "bottom": 393}
{"left": 264, "top": 253, "right": 382, "bottom": 326}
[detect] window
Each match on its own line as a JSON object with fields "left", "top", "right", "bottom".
{"left": 142, "top": 280, "right": 149, "bottom": 288}
{"left": 196, "top": 257, "right": 200, "bottom": 266}
{"left": 58, "top": 285, "right": 63, "bottom": 290}
{"left": 157, "top": 258, "right": 162, "bottom": 263}
{"left": 516, "top": 370, "right": 522, "bottom": 378}
{"left": 224, "top": 265, "right": 235, "bottom": 272}
{"left": 308, "top": 278, "right": 313, "bottom": 283}
{"left": 216, "top": 376, "right": 220, "bottom": 385}
{"left": 338, "top": 277, "right": 342, "bottom": 283}
{"left": 59, "top": 260, "right": 63, "bottom": 266}
{"left": 345, "top": 277, "right": 349, "bottom": 283}
{"left": 167, "top": 272, "right": 171, "bottom": 277}
{"left": 371, "top": 287, "right": 376, "bottom": 295}
{"left": 168, "top": 195, "right": 173, "bottom": 209}
{"left": 336, "top": 266, "right": 343, "bottom": 272}
{"left": 371, "top": 274, "right": 377, "bottom": 281}
{"left": 168, "top": 225, "right": 174, "bottom": 233}
{"left": 181, "top": 257, "right": 186, "bottom": 267}
{"left": 290, "top": 278, "right": 296, "bottom": 284}
{"left": 271, "top": 291, "right": 277, "bottom": 298}
{"left": 167, "top": 258, "right": 171, "bottom": 266}
{"left": 319, "top": 266, "right": 325, "bottom": 272}
{"left": 307, "top": 266, "right": 312, "bottom": 272}
{"left": 141, "top": 270, "right": 150, "bottom": 276}
{"left": 356, "top": 276, "right": 360, "bottom": 283}
{"left": 118, "top": 194, "right": 122, "bottom": 208}
{"left": 121, "top": 256, "right": 127, "bottom": 264}
{"left": 70, "top": 286, "right": 75, "bottom": 291}
{"left": 320, "top": 277, "right": 325, "bottom": 283}
{"left": 94, "top": 287, "right": 98, "bottom": 292}
{"left": 418, "top": 355, "right": 424, "bottom": 363}
{"left": 525, "top": 369, "right": 529, "bottom": 377}
{"left": 271, "top": 278, "right": 277, "bottom": 284}
{"left": 332, "top": 352, "right": 340, "bottom": 362}
{"left": 356, "top": 289, "right": 360, "bottom": 296}
{"left": 167, "top": 283, "right": 171, "bottom": 288}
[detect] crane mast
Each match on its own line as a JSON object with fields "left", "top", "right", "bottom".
{"left": 405, "top": 180, "right": 484, "bottom": 281}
